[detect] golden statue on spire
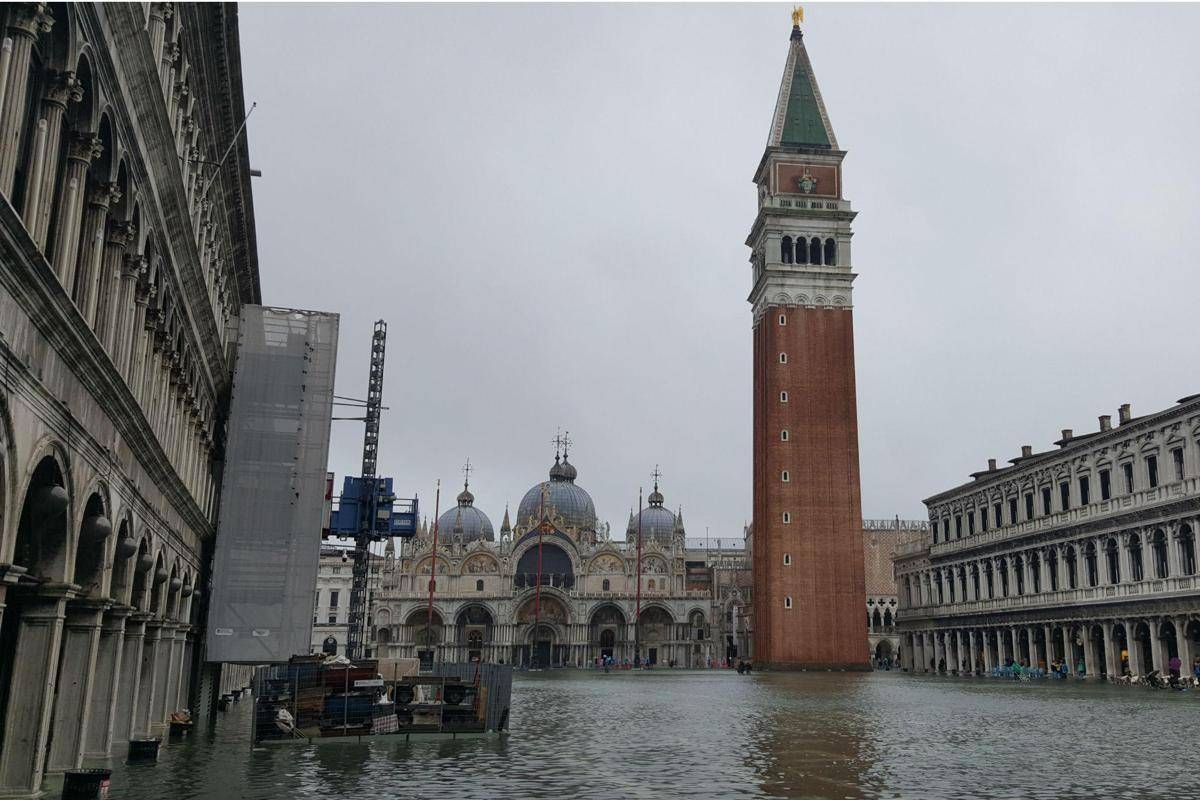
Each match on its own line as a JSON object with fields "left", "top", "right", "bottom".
{"left": 792, "top": 5, "right": 803, "bottom": 27}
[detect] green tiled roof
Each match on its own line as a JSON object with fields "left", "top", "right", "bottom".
{"left": 780, "top": 54, "right": 831, "bottom": 148}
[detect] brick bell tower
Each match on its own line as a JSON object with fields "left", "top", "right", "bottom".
{"left": 748, "top": 12, "right": 868, "bottom": 670}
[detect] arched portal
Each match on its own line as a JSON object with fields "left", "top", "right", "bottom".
{"left": 516, "top": 595, "right": 568, "bottom": 667}
{"left": 73, "top": 490, "right": 111, "bottom": 596}
{"left": 456, "top": 605, "right": 494, "bottom": 662}
{"left": 637, "top": 605, "right": 674, "bottom": 666}
{"left": 590, "top": 603, "right": 626, "bottom": 661}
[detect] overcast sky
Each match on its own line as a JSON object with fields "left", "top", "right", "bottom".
{"left": 237, "top": 3, "right": 1200, "bottom": 541}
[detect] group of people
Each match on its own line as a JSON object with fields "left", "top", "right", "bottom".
{"left": 926, "top": 653, "right": 1200, "bottom": 684}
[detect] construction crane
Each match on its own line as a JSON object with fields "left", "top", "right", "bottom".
{"left": 327, "top": 320, "right": 418, "bottom": 660}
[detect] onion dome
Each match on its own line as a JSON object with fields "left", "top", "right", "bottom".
{"left": 517, "top": 452, "right": 597, "bottom": 532}
{"left": 628, "top": 478, "right": 682, "bottom": 545}
{"left": 437, "top": 479, "right": 494, "bottom": 543}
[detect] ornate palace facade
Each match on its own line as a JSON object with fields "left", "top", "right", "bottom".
{"left": 896, "top": 397, "right": 1200, "bottom": 678}
{"left": 371, "top": 451, "right": 748, "bottom": 668}
{"left": 0, "top": 4, "right": 257, "bottom": 794}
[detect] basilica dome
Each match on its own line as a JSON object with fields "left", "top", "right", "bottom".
{"left": 517, "top": 454, "right": 596, "bottom": 533}
{"left": 628, "top": 484, "right": 682, "bottom": 545}
{"left": 437, "top": 485, "right": 494, "bottom": 543}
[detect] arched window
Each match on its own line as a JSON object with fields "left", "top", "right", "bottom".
{"left": 824, "top": 238, "right": 837, "bottom": 266}
{"left": 1065, "top": 546, "right": 1078, "bottom": 589}
{"left": 1014, "top": 556, "right": 1025, "bottom": 595}
{"left": 779, "top": 352, "right": 788, "bottom": 364}
{"left": 322, "top": 636, "right": 338, "bottom": 655}
{"left": 781, "top": 430, "right": 789, "bottom": 442}
{"left": 1105, "top": 538, "right": 1120, "bottom": 584}
{"left": 1152, "top": 530, "right": 1169, "bottom": 578}
{"left": 795, "top": 236, "right": 808, "bottom": 265}
{"left": 809, "top": 237, "right": 822, "bottom": 265}
{"left": 783, "top": 553, "right": 792, "bottom": 566}
{"left": 1029, "top": 552, "right": 1041, "bottom": 593}
{"left": 998, "top": 559, "right": 1009, "bottom": 597}
{"left": 1181, "top": 525, "right": 1196, "bottom": 575}
{"left": 971, "top": 564, "right": 980, "bottom": 599}
{"left": 780, "top": 235, "right": 793, "bottom": 264}
{"left": 883, "top": 609, "right": 893, "bottom": 631}
{"left": 602, "top": 578, "right": 610, "bottom": 592}
{"left": 1084, "top": 543, "right": 1099, "bottom": 587}
{"left": 779, "top": 313, "right": 787, "bottom": 326}
{"left": 779, "top": 391, "right": 788, "bottom": 403}
{"left": 784, "top": 596, "right": 793, "bottom": 609}
{"left": 781, "top": 470, "right": 790, "bottom": 483}
{"left": 1129, "top": 534, "right": 1144, "bottom": 581}
{"left": 475, "top": 579, "right": 484, "bottom": 592}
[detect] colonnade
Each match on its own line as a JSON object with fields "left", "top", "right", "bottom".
{"left": 902, "top": 612, "right": 1199, "bottom": 680}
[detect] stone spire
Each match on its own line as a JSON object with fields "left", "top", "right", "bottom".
{"left": 500, "top": 504, "right": 511, "bottom": 535}
{"left": 767, "top": 11, "right": 838, "bottom": 150}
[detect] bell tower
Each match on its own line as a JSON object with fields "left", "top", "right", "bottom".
{"left": 747, "top": 12, "right": 868, "bottom": 670}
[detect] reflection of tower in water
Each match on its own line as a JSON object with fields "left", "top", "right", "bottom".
{"left": 746, "top": 674, "right": 874, "bottom": 799}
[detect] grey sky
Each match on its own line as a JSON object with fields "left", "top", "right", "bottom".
{"left": 237, "top": 3, "right": 1200, "bottom": 539}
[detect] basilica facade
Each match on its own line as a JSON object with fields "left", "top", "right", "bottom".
{"left": 370, "top": 451, "right": 747, "bottom": 668}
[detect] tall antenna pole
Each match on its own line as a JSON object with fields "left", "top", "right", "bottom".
{"left": 424, "top": 480, "right": 442, "bottom": 664}
{"left": 635, "top": 485, "right": 643, "bottom": 667}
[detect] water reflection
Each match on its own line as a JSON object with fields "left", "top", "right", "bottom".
{"left": 70, "top": 670, "right": 1196, "bottom": 800}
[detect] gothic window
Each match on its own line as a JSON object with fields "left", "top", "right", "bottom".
{"left": 1100, "top": 469, "right": 1111, "bottom": 500}
{"left": 779, "top": 353, "right": 788, "bottom": 364}
{"left": 781, "top": 235, "right": 794, "bottom": 264}
{"left": 1146, "top": 455, "right": 1159, "bottom": 488}
{"left": 782, "top": 512, "right": 791, "bottom": 524}
{"left": 1172, "top": 447, "right": 1185, "bottom": 480}
{"left": 783, "top": 553, "right": 792, "bottom": 566}
{"left": 475, "top": 579, "right": 484, "bottom": 592}
{"left": 809, "top": 237, "right": 822, "bottom": 265}
{"left": 1079, "top": 475, "right": 1090, "bottom": 505}
{"left": 785, "top": 596, "right": 793, "bottom": 609}
{"left": 824, "top": 238, "right": 837, "bottom": 266}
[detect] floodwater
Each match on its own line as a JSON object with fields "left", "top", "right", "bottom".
{"left": 69, "top": 670, "right": 1195, "bottom": 799}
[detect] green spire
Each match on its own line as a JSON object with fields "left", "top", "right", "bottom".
{"left": 768, "top": 27, "right": 837, "bottom": 150}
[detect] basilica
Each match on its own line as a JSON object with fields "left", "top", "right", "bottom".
{"left": 369, "top": 448, "right": 748, "bottom": 668}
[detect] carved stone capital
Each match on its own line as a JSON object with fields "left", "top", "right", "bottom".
{"left": 10, "top": 3, "right": 53, "bottom": 38}
{"left": 122, "top": 252, "right": 147, "bottom": 279}
{"left": 172, "top": 81, "right": 189, "bottom": 102}
{"left": 163, "top": 41, "right": 181, "bottom": 65}
{"left": 44, "top": 70, "right": 83, "bottom": 109}
{"left": 109, "top": 221, "right": 138, "bottom": 250}
{"left": 88, "top": 181, "right": 122, "bottom": 209}
{"left": 67, "top": 132, "right": 103, "bottom": 164}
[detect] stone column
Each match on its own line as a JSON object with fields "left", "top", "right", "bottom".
{"left": 1062, "top": 626, "right": 1074, "bottom": 671}
{"left": 956, "top": 630, "right": 967, "bottom": 673}
{"left": 1148, "top": 618, "right": 1165, "bottom": 674}
{"left": 1043, "top": 624, "right": 1055, "bottom": 664}
{"left": 137, "top": 621, "right": 164, "bottom": 737}
{"left": 1081, "top": 625, "right": 1098, "bottom": 677}
{"left": 113, "top": 614, "right": 148, "bottom": 745}
{"left": 83, "top": 607, "right": 130, "bottom": 758}
{"left": 1174, "top": 616, "right": 1194, "bottom": 677}
{"left": 0, "top": 2, "right": 53, "bottom": 195}
{"left": 1026, "top": 625, "right": 1039, "bottom": 669}
{"left": 147, "top": 3, "right": 170, "bottom": 67}
{"left": 114, "top": 254, "right": 145, "bottom": 379}
{"left": 1102, "top": 620, "right": 1118, "bottom": 679}
{"left": 74, "top": 180, "right": 120, "bottom": 326}
{"left": 127, "top": 284, "right": 154, "bottom": 404}
{"left": 0, "top": 589, "right": 68, "bottom": 795}
{"left": 157, "top": 622, "right": 182, "bottom": 724}
{"left": 1118, "top": 536, "right": 1133, "bottom": 585}
{"left": 24, "top": 70, "right": 82, "bottom": 246}
{"left": 95, "top": 221, "right": 135, "bottom": 355}
{"left": 967, "top": 630, "right": 977, "bottom": 674}
{"left": 46, "top": 599, "right": 107, "bottom": 772}
{"left": 52, "top": 132, "right": 101, "bottom": 292}
{"left": 982, "top": 630, "right": 994, "bottom": 673}
{"left": 175, "top": 626, "right": 194, "bottom": 711}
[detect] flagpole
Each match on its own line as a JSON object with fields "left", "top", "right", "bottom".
{"left": 424, "top": 480, "right": 441, "bottom": 665}
{"left": 635, "top": 485, "right": 643, "bottom": 668}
